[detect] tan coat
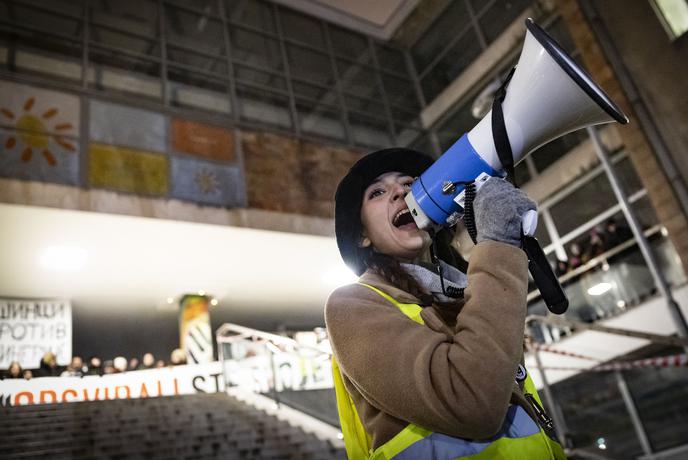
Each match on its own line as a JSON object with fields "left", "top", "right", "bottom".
{"left": 325, "top": 240, "right": 537, "bottom": 450}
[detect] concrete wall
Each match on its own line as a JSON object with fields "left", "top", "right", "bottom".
{"left": 554, "top": 0, "right": 688, "bottom": 274}
{"left": 0, "top": 79, "right": 363, "bottom": 236}
{"left": 243, "top": 131, "right": 361, "bottom": 218}
{"left": 592, "top": 0, "right": 688, "bottom": 182}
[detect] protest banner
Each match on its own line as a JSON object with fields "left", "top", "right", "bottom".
{"left": 0, "top": 361, "right": 224, "bottom": 406}
{"left": 0, "top": 299, "right": 72, "bottom": 369}
{"left": 222, "top": 349, "right": 333, "bottom": 394}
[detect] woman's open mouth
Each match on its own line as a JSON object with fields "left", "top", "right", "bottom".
{"left": 392, "top": 208, "right": 417, "bottom": 230}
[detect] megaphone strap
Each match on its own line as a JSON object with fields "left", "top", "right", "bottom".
{"left": 492, "top": 66, "right": 517, "bottom": 186}
{"left": 489, "top": 67, "right": 569, "bottom": 315}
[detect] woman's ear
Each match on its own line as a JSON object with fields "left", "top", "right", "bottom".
{"left": 359, "top": 236, "right": 371, "bottom": 248}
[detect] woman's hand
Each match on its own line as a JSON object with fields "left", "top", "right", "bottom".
{"left": 473, "top": 177, "right": 536, "bottom": 247}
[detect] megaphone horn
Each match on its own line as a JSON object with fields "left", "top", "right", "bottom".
{"left": 405, "top": 18, "right": 630, "bottom": 314}
{"left": 469, "top": 18, "right": 628, "bottom": 171}
{"left": 406, "top": 18, "right": 628, "bottom": 231}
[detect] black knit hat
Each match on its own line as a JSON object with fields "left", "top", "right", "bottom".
{"left": 335, "top": 148, "right": 434, "bottom": 276}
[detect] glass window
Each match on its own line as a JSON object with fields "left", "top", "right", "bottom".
{"left": 337, "top": 60, "right": 380, "bottom": 100}
{"left": 90, "top": 25, "right": 159, "bottom": 58}
{"left": 381, "top": 74, "right": 419, "bottom": 112}
{"left": 545, "top": 17, "right": 577, "bottom": 54}
{"left": 409, "top": 131, "right": 436, "bottom": 156}
{"left": 418, "top": 71, "right": 447, "bottom": 107}
{"left": 420, "top": 31, "right": 482, "bottom": 102}
{"left": 278, "top": 7, "right": 325, "bottom": 50}
{"left": 20, "top": 0, "right": 84, "bottom": 17}
{"left": 296, "top": 100, "right": 345, "bottom": 141}
{"left": 468, "top": 0, "right": 488, "bottom": 15}
{"left": 234, "top": 64, "right": 287, "bottom": 90}
{"left": 286, "top": 44, "right": 334, "bottom": 87}
{"left": 89, "top": 1, "right": 162, "bottom": 98}
{"left": 329, "top": 24, "right": 368, "bottom": 61}
{"left": 533, "top": 215, "right": 551, "bottom": 247}
{"left": 165, "top": 5, "right": 230, "bottom": 115}
{"left": 550, "top": 172, "right": 617, "bottom": 237}
{"left": 167, "top": 75, "right": 230, "bottom": 114}
{"left": 167, "top": 45, "right": 227, "bottom": 76}
{"left": 436, "top": 100, "right": 476, "bottom": 151}
{"left": 412, "top": 0, "right": 470, "bottom": 73}
{"left": 348, "top": 113, "right": 392, "bottom": 148}
{"left": 88, "top": 51, "right": 162, "bottom": 100}
{"left": 1, "top": 1, "right": 84, "bottom": 82}
{"left": 225, "top": 0, "right": 276, "bottom": 34}
{"left": 390, "top": 108, "right": 420, "bottom": 127}
{"left": 395, "top": 125, "right": 423, "bottom": 148}
{"left": 344, "top": 94, "right": 385, "bottom": 117}
{"left": 167, "top": 0, "right": 220, "bottom": 17}
{"left": 632, "top": 195, "right": 659, "bottom": 229}
{"left": 11, "top": 1, "right": 83, "bottom": 39}
{"left": 292, "top": 80, "right": 331, "bottom": 102}
{"left": 231, "top": 27, "right": 283, "bottom": 72}
{"left": 477, "top": 0, "right": 533, "bottom": 44}
{"left": 164, "top": 4, "right": 225, "bottom": 56}
{"left": 375, "top": 43, "right": 406, "bottom": 73}
{"left": 91, "top": 0, "right": 158, "bottom": 39}
{"left": 514, "top": 161, "right": 531, "bottom": 186}
{"left": 236, "top": 84, "right": 291, "bottom": 129}
{"left": 613, "top": 156, "right": 643, "bottom": 196}
{"left": 90, "top": 0, "right": 160, "bottom": 61}
{"left": 594, "top": 212, "right": 635, "bottom": 251}
{"left": 530, "top": 130, "right": 588, "bottom": 173}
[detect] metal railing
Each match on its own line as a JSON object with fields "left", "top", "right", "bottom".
{"left": 527, "top": 229, "right": 686, "bottom": 345}
{"left": 215, "top": 323, "right": 337, "bottom": 425}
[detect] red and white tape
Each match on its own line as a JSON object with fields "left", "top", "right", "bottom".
{"left": 527, "top": 342, "right": 601, "bottom": 362}
{"left": 538, "top": 354, "right": 688, "bottom": 372}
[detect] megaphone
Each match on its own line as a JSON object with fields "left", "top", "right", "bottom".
{"left": 405, "top": 18, "right": 629, "bottom": 313}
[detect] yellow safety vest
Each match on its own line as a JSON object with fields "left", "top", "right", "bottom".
{"left": 332, "top": 283, "right": 567, "bottom": 460}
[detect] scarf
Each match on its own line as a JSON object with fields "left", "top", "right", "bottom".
{"left": 401, "top": 260, "right": 468, "bottom": 304}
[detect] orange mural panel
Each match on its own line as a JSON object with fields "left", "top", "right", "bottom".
{"left": 171, "top": 118, "right": 234, "bottom": 162}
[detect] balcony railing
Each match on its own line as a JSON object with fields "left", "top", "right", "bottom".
{"left": 215, "top": 323, "right": 338, "bottom": 427}
{"left": 527, "top": 225, "right": 686, "bottom": 344}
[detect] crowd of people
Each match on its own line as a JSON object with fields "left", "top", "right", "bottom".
{"left": 554, "top": 218, "right": 633, "bottom": 276}
{"left": 2, "top": 349, "right": 188, "bottom": 380}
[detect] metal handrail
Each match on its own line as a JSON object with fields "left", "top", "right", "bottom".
{"left": 216, "top": 323, "right": 332, "bottom": 356}
{"left": 526, "top": 314, "right": 688, "bottom": 348}
{"left": 527, "top": 224, "right": 664, "bottom": 303}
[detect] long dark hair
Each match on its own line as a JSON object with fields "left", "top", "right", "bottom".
{"left": 362, "top": 228, "right": 468, "bottom": 306}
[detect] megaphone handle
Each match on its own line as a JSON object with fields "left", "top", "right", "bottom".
{"left": 459, "top": 181, "right": 568, "bottom": 314}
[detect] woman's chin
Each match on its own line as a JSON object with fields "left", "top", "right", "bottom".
{"left": 394, "top": 231, "right": 430, "bottom": 254}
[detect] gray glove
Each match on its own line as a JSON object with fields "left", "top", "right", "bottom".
{"left": 473, "top": 177, "right": 536, "bottom": 247}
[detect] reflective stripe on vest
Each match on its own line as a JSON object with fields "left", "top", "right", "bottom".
{"left": 332, "top": 283, "right": 567, "bottom": 460}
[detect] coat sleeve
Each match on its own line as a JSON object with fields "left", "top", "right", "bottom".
{"left": 325, "top": 240, "right": 528, "bottom": 440}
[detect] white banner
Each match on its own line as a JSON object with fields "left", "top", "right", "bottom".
{"left": 223, "top": 351, "right": 333, "bottom": 394}
{"left": 0, "top": 299, "right": 72, "bottom": 369}
{"left": 0, "top": 362, "right": 224, "bottom": 406}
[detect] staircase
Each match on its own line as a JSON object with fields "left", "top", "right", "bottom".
{"left": 0, "top": 393, "right": 346, "bottom": 460}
